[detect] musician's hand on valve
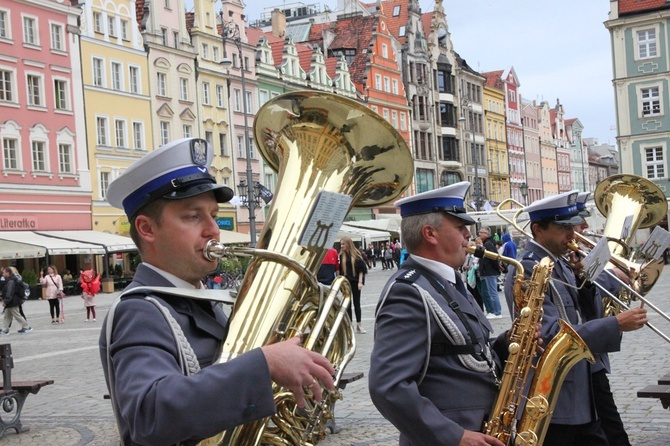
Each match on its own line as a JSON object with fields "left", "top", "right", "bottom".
{"left": 261, "top": 336, "right": 335, "bottom": 408}
{"left": 615, "top": 306, "right": 648, "bottom": 332}
{"left": 458, "top": 430, "right": 505, "bottom": 446}
{"left": 567, "top": 252, "right": 585, "bottom": 278}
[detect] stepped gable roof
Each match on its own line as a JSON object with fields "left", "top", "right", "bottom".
{"left": 377, "top": 0, "right": 410, "bottom": 45}
{"left": 482, "top": 70, "right": 504, "bottom": 89}
{"left": 247, "top": 27, "right": 316, "bottom": 74}
{"left": 325, "top": 57, "right": 338, "bottom": 78}
{"left": 307, "top": 14, "right": 376, "bottom": 84}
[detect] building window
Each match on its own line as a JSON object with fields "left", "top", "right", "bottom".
{"left": 183, "top": 124, "right": 191, "bottom": 138}
{"left": 414, "top": 130, "right": 432, "bottom": 160}
{"left": 132, "top": 122, "right": 143, "bottom": 150}
{"left": 391, "top": 110, "right": 398, "bottom": 128}
{"left": 415, "top": 168, "right": 434, "bottom": 193}
{"left": 50, "top": 23, "right": 63, "bottom": 50}
{"left": 31, "top": 141, "right": 46, "bottom": 171}
{"left": 646, "top": 146, "right": 665, "bottom": 179}
{"left": 219, "top": 133, "right": 227, "bottom": 156}
{"left": 399, "top": 25, "right": 406, "bottom": 37}
{"left": 212, "top": 46, "right": 219, "bottom": 62}
{"left": 0, "top": 10, "right": 9, "bottom": 39}
{"left": 157, "top": 72, "right": 166, "bottom": 96}
{"left": 93, "top": 12, "right": 102, "bottom": 33}
{"left": 392, "top": 5, "right": 401, "bottom": 16}
{"left": 216, "top": 85, "right": 224, "bottom": 107}
{"left": 180, "top": 78, "right": 188, "bottom": 101}
{"left": 108, "top": 16, "right": 116, "bottom": 37}
{"left": 23, "top": 16, "right": 37, "bottom": 45}
{"left": 400, "top": 112, "right": 407, "bottom": 131}
{"left": 161, "top": 28, "right": 167, "bottom": 46}
{"left": 160, "top": 121, "right": 170, "bottom": 145}
{"left": 115, "top": 119, "right": 126, "bottom": 147}
{"left": 201, "top": 43, "right": 208, "bottom": 59}
{"left": 202, "top": 82, "right": 210, "bottom": 105}
{"left": 637, "top": 29, "right": 657, "bottom": 59}
{"left": 381, "top": 43, "right": 388, "bottom": 58}
{"left": 26, "top": 74, "right": 42, "bottom": 106}
{"left": 233, "top": 88, "right": 241, "bottom": 111}
{"left": 641, "top": 87, "right": 661, "bottom": 116}
{"left": 0, "top": 69, "right": 14, "bottom": 102}
{"left": 375, "top": 74, "right": 381, "bottom": 90}
{"left": 121, "top": 20, "right": 129, "bottom": 40}
{"left": 245, "top": 91, "right": 253, "bottom": 113}
{"left": 440, "top": 136, "right": 459, "bottom": 162}
{"left": 96, "top": 117, "right": 108, "bottom": 146}
{"left": 129, "top": 66, "right": 139, "bottom": 93}
{"left": 111, "top": 62, "right": 122, "bottom": 90}
{"left": 237, "top": 135, "right": 244, "bottom": 157}
{"left": 2, "top": 138, "right": 18, "bottom": 169}
{"left": 93, "top": 58, "right": 104, "bottom": 87}
{"left": 173, "top": 31, "right": 179, "bottom": 49}
{"left": 384, "top": 76, "right": 390, "bottom": 92}
{"left": 54, "top": 79, "right": 68, "bottom": 110}
{"left": 58, "top": 143, "right": 72, "bottom": 173}
{"left": 100, "top": 171, "right": 109, "bottom": 199}
{"left": 392, "top": 79, "right": 398, "bottom": 95}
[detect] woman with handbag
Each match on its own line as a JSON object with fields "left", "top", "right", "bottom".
{"left": 39, "top": 265, "right": 64, "bottom": 324}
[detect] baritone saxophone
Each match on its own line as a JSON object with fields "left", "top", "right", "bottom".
{"left": 473, "top": 248, "right": 594, "bottom": 446}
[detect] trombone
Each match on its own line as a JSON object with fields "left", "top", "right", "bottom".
{"left": 495, "top": 197, "right": 670, "bottom": 344}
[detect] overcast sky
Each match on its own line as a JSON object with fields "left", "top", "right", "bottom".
{"left": 237, "top": 1, "right": 617, "bottom": 144}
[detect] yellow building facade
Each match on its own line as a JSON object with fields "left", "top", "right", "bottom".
{"left": 188, "top": 0, "right": 237, "bottom": 230}
{"left": 79, "top": 0, "right": 154, "bottom": 235}
{"left": 483, "top": 84, "right": 510, "bottom": 207}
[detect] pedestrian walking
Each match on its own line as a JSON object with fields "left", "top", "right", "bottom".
{"left": 1, "top": 266, "right": 32, "bottom": 335}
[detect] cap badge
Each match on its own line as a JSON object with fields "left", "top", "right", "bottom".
{"left": 191, "top": 139, "right": 208, "bottom": 165}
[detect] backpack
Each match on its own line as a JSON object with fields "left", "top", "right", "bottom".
{"left": 14, "top": 280, "right": 29, "bottom": 304}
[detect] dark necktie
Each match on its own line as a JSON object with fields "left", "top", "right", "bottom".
{"left": 454, "top": 273, "right": 468, "bottom": 298}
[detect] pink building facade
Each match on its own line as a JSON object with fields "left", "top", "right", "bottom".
{"left": 0, "top": 0, "right": 91, "bottom": 231}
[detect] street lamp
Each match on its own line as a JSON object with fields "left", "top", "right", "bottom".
{"left": 237, "top": 180, "right": 261, "bottom": 208}
{"left": 520, "top": 182, "right": 529, "bottom": 205}
{"left": 459, "top": 104, "right": 480, "bottom": 211}
{"left": 220, "top": 10, "right": 257, "bottom": 246}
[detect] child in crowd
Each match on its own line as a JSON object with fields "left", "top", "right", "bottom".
{"left": 79, "top": 268, "right": 100, "bottom": 322}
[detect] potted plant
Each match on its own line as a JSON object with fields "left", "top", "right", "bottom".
{"left": 21, "top": 269, "right": 40, "bottom": 300}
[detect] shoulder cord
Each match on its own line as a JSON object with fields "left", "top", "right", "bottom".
{"left": 413, "top": 284, "right": 494, "bottom": 374}
{"left": 105, "top": 292, "right": 201, "bottom": 446}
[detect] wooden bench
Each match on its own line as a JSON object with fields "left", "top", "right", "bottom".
{"left": 325, "top": 371, "right": 365, "bottom": 434}
{"left": 638, "top": 372, "right": 670, "bottom": 410}
{"left": 0, "top": 344, "right": 54, "bottom": 438}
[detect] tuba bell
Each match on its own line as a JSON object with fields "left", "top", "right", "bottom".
{"left": 589, "top": 174, "right": 667, "bottom": 316}
{"left": 200, "top": 91, "right": 414, "bottom": 445}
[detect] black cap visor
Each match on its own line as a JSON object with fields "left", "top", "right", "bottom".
{"left": 444, "top": 210, "right": 476, "bottom": 225}
{"left": 163, "top": 183, "right": 234, "bottom": 204}
{"left": 546, "top": 214, "right": 585, "bottom": 226}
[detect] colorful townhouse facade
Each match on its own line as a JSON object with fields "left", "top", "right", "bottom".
{"left": 551, "top": 99, "right": 573, "bottom": 194}
{"left": 186, "top": 0, "right": 237, "bottom": 231}
{"left": 483, "top": 80, "right": 510, "bottom": 206}
{"left": 537, "top": 100, "right": 559, "bottom": 198}
{"left": 521, "top": 99, "right": 542, "bottom": 204}
{"left": 605, "top": 0, "right": 670, "bottom": 193}
{"left": 565, "top": 117, "right": 589, "bottom": 192}
{"left": 78, "top": 0, "right": 154, "bottom": 235}
{"left": 0, "top": 0, "right": 92, "bottom": 231}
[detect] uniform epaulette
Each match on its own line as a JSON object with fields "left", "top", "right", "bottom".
{"left": 395, "top": 268, "right": 419, "bottom": 284}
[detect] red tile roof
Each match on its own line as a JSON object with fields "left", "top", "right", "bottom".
{"left": 482, "top": 70, "right": 504, "bottom": 89}
{"left": 619, "top": 0, "right": 669, "bottom": 15}
{"left": 136, "top": 0, "right": 145, "bottom": 31}
{"left": 185, "top": 12, "right": 194, "bottom": 33}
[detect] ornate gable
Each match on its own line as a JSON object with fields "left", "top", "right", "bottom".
{"left": 278, "top": 36, "right": 307, "bottom": 85}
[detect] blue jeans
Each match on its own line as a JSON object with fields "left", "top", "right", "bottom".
{"left": 481, "top": 275, "right": 502, "bottom": 315}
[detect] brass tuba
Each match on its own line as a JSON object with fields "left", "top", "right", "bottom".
{"left": 584, "top": 174, "right": 667, "bottom": 316}
{"left": 200, "top": 91, "right": 413, "bottom": 445}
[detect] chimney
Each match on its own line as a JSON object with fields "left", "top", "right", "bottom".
{"left": 271, "top": 9, "right": 286, "bottom": 38}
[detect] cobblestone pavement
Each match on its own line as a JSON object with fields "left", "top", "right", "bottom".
{"left": 2, "top": 262, "right": 669, "bottom": 445}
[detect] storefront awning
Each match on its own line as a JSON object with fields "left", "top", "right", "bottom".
{"left": 337, "top": 225, "right": 390, "bottom": 245}
{"left": 0, "top": 239, "right": 46, "bottom": 260}
{"left": 0, "top": 231, "right": 105, "bottom": 256}
{"left": 35, "top": 230, "right": 137, "bottom": 253}
{"left": 219, "top": 230, "right": 252, "bottom": 245}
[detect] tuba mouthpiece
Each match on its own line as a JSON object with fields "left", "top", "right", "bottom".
{"left": 203, "top": 239, "right": 229, "bottom": 261}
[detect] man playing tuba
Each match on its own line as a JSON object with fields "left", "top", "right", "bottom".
{"left": 99, "top": 138, "right": 335, "bottom": 445}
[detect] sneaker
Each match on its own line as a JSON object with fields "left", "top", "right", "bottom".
{"left": 18, "top": 327, "right": 32, "bottom": 334}
{"left": 0, "top": 330, "right": 8, "bottom": 336}
{"left": 93, "top": 319, "right": 96, "bottom": 322}
{"left": 356, "top": 323, "right": 367, "bottom": 334}
{"left": 486, "top": 314, "right": 503, "bottom": 320}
